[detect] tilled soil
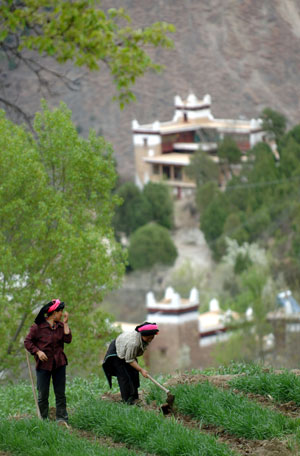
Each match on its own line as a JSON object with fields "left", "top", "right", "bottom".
{"left": 101, "top": 372, "right": 299, "bottom": 456}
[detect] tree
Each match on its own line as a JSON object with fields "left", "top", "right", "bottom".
{"left": 196, "top": 181, "right": 219, "bottom": 213}
{"left": 143, "top": 182, "right": 174, "bottom": 229}
{"left": 261, "top": 107, "right": 287, "bottom": 145}
{"left": 113, "top": 182, "right": 152, "bottom": 237}
{"left": 113, "top": 181, "right": 174, "bottom": 237}
{"left": 218, "top": 136, "right": 241, "bottom": 170}
{"left": 0, "top": 102, "right": 126, "bottom": 375}
{"left": 128, "top": 223, "right": 177, "bottom": 271}
{"left": 200, "top": 194, "right": 228, "bottom": 244}
{"left": 185, "top": 150, "right": 219, "bottom": 187}
{"left": 0, "top": 0, "right": 175, "bottom": 122}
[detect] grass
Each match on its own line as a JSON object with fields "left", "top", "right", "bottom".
{"left": 71, "top": 396, "right": 236, "bottom": 456}
{"left": 0, "top": 418, "right": 138, "bottom": 456}
{"left": 229, "top": 370, "right": 300, "bottom": 405}
{"left": 0, "top": 374, "right": 115, "bottom": 419}
{"left": 147, "top": 380, "right": 299, "bottom": 440}
{"left": 201, "top": 361, "right": 266, "bottom": 376}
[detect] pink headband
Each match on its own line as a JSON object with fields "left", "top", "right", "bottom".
{"left": 48, "top": 299, "right": 61, "bottom": 313}
{"left": 137, "top": 324, "right": 158, "bottom": 332}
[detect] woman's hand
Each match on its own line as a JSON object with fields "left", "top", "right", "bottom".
{"left": 63, "top": 311, "right": 69, "bottom": 324}
{"left": 140, "top": 368, "right": 148, "bottom": 378}
{"left": 37, "top": 350, "right": 48, "bottom": 362}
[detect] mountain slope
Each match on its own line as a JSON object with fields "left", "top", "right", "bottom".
{"left": 2, "top": 0, "right": 300, "bottom": 179}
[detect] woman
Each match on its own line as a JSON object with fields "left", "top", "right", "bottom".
{"left": 102, "top": 322, "right": 159, "bottom": 404}
{"left": 24, "top": 299, "right": 72, "bottom": 423}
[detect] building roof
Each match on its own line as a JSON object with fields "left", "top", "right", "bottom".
{"left": 144, "top": 153, "right": 191, "bottom": 166}
{"left": 133, "top": 117, "right": 262, "bottom": 136}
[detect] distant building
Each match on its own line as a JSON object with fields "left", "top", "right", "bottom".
{"left": 267, "top": 290, "right": 300, "bottom": 367}
{"left": 132, "top": 93, "right": 265, "bottom": 197}
{"left": 143, "top": 287, "right": 239, "bottom": 373}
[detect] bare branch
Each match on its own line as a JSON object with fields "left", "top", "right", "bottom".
{"left": 0, "top": 95, "right": 34, "bottom": 130}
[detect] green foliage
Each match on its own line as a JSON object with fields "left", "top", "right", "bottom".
{"left": 149, "top": 381, "right": 298, "bottom": 440}
{"left": 202, "top": 361, "right": 265, "bottom": 376}
{"left": 196, "top": 181, "right": 219, "bottom": 213}
{"left": 212, "top": 330, "right": 258, "bottom": 365}
{"left": 186, "top": 150, "right": 219, "bottom": 186}
{"left": 128, "top": 223, "right": 177, "bottom": 270}
{"left": 200, "top": 194, "right": 228, "bottom": 245}
{"left": 0, "top": 0, "right": 175, "bottom": 108}
{"left": 229, "top": 370, "right": 300, "bottom": 405}
{"left": 72, "top": 397, "right": 235, "bottom": 456}
{"left": 0, "top": 418, "right": 137, "bottom": 456}
{"left": 0, "top": 103, "right": 126, "bottom": 375}
{"left": 218, "top": 136, "right": 241, "bottom": 165}
{"left": 261, "top": 107, "right": 287, "bottom": 144}
{"left": 113, "top": 182, "right": 152, "bottom": 237}
{"left": 195, "top": 120, "right": 300, "bottom": 279}
{"left": 167, "top": 260, "right": 207, "bottom": 297}
{"left": 113, "top": 181, "right": 174, "bottom": 237}
{"left": 143, "top": 181, "right": 174, "bottom": 229}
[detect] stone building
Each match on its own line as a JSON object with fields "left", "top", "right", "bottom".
{"left": 144, "top": 286, "right": 200, "bottom": 373}
{"left": 143, "top": 287, "right": 239, "bottom": 373}
{"left": 132, "top": 93, "right": 265, "bottom": 197}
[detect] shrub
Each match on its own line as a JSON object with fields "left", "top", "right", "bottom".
{"left": 128, "top": 223, "right": 177, "bottom": 270}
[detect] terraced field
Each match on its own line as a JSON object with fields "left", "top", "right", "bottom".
{"left": 1, "top": 365, "right": 300, "bottom": 455}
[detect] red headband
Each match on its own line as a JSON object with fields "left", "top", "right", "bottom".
{"left": 48, "top": 299, "right": 61, "bottom": 313}
{"left": 137, "top": 324, "right": 158, "bottom": 332}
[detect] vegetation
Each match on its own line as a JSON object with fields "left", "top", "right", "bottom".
{"left": 0, "top": 418, "right": 138, "bottom": 456}
{"left": 218, "top": 136, "right": 241, "bottom": 169}
{"left": 71, "top": 397, "right": 235, "bottom": 456}
{"left": 148, "top": 380, "right": 298, "bottom": 440}
{"left": 0, "top": 102, "right": 125, "bottom": 376}
{"left": 186, "top": 150, "right": 219, "bottom": 186}
{"left": 128, "top": 223, "right": 177, "bottom": 270}
{"left": 261, "top": 108, "right": 287, "bottom": 144}
{"left": 0, "top": 0, "right": 175, "bottom": 121}
{"left": 194, "top": 116, "right": 300, "bottom": 291}
{"left": 229, "top": 370, "right": 300, "bottom": 405}
{"left": 143, "top": 181, "right": 174, "bottom": 230}
{"left": 113, "top": 182, "right": 152, "bottom": 237}
{"left": 2, "top": 365, "right": 300, "bottom": 455}
{"left": 113, "top": 181, "right": 174, "bottom": 237}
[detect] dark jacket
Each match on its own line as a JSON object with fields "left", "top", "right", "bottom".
{"left": 24, "top": 321, "right": 72, "bottom": 371}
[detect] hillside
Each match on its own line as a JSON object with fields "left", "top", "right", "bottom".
{"left": 3, "top": 0, "right": 300, "bottom": 179}
{"left": 1, "top": 365, "right": 300, "bottom": 455}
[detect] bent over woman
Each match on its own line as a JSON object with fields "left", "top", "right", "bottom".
{"left": 102, "top": 322, "right": 159, "bottom": 404}
{"left": 24, "top": 299, "right": 72, "bottom": 423}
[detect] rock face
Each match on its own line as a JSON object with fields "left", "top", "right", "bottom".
{"left": 2, "top": 0, "right": 300, "bottom": 179}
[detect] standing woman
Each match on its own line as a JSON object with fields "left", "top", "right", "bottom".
{"left": 102, "top": 322, "right": 159, "bottom": 404}
{"left": 24, "top": 299, "right": 72, "bottom": 423}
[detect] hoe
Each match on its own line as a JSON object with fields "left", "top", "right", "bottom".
{"left": 147, "top": 374, "right": 175, "bottom": 415}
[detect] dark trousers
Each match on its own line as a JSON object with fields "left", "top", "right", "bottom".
{"left": 36, "top": 365, "right": 68, "bottom": 421}
{"left": 106, "top": 356, "right": 140, "bottom": 404}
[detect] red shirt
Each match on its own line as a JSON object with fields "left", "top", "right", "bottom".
{"left": 24, "top": 321, "right": 72, "bottom": 371}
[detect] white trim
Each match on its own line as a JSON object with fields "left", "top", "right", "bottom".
{"left": 147, "top": 311, "right": 199, "bottom": 324}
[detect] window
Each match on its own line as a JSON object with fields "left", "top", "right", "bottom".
{"left": 174, "top": 166, "right": 182, "bottom": 180}
{"left": 162, "top": 165, "right": 171, "bottom": 179}
{"left": 153, "top": 164, "right": 160, "bottom": 175}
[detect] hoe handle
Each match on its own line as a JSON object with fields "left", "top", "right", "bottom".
{"left": 25, "top": 349, "right": 42, "bottom": 420}
{"left": 147, "top": 374, "right": 170, "bottom": 394}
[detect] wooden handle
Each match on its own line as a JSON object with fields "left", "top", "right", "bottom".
{"left": 25, "top": 350, "right": 42, "bottom": 420}
{"left": 147, "top": 374, "right": 170, "bottom": 394}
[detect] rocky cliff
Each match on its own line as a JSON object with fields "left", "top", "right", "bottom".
{"left": 2, "top": 0, "right": 300, "bottom": 179}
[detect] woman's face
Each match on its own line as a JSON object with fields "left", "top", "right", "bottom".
{"left": 53, "top": 309, "right": 63, "bottom": 322}
{"left": 142, "top": 335, "right": 155, "bottom": 343}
